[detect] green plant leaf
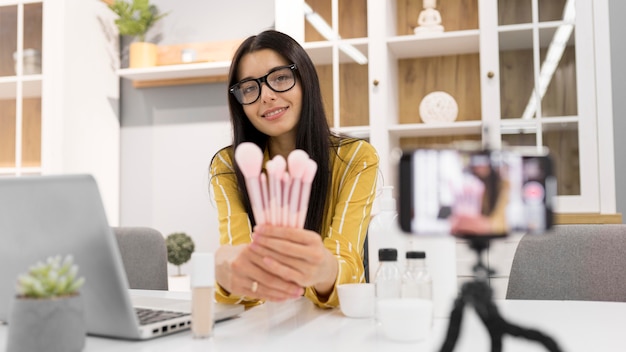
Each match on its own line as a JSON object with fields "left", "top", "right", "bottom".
{"left": 166, "top": 232, "right": 195, "bottom": 267}
{"left": 107, "top": 0, "right": 169, "bottom": 42}
{"left": 15, "top": 255, "right": 85, "bottom": 299}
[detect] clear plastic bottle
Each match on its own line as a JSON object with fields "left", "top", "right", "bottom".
{"left": 374, "top": 248, "right": 402, "bottom": 299}
{"left": 367, "top": 186, "right": 408, "bottom": 282}
{"left": 401, "top": 251, "right": 432, "bottom": 301}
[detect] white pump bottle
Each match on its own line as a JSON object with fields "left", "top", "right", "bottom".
{"left": 367, "top": 186, "right": 411, "bottom": 282}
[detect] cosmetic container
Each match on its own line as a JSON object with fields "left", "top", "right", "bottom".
{"left": 374, "top": 248, "right": 402, "bottom": 300}
{"left": 191, "top": 252, "right": 215, "bottom": 338}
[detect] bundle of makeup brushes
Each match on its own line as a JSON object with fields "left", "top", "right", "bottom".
{"left": 234, "top": 142, "right": 317, "bottom": 228}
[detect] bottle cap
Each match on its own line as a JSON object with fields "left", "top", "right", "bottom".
{"left": 379, "top": 186, "right": 396, "bottom": 211}
{"left": 378, "top": 248, "right": 398, "bottom": 261}
{"left": 406, "top": 251, "right": 426, "bottom": 259}
{"left": 191, "top": 252, "right": 214, "bottom": 288}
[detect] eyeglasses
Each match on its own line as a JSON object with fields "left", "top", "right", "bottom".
{"left": 229, "top": 64, "right": 297, "bottom": 105}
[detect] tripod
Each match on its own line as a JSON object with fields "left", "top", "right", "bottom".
{"left": 439, "top": 237, "right": 563, "bottom": 352}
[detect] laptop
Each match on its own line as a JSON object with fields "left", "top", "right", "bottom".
{"left": 0, "top": 174, "right": 244, "bottom": 340}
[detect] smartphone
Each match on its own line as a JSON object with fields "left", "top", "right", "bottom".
{"left": 398, "top": 148, "right": 555, "bottom": 238}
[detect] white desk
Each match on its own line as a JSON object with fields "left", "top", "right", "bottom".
{"left": 2, "top": 291, "right": 625, "bottom": 351}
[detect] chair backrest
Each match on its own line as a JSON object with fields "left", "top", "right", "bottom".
{"left": 112, "top": 227, "right": 169, "bottom": 290}
{"left": 506, "top": 224, "right": 626, "bottom": 301}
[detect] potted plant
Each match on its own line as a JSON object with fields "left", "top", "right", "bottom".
{"left": 7, "top": 255, "right": 86, "bottom": 352}
{"left": 103, "top": 0, "right": 169, "bottom": 68}
{"left": 166, "top": 232, "right": 195, "bottom": 276}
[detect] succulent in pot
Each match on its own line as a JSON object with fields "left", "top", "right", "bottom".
{"left": 16, "top": 254, "right": 85, "bottom": 299}
{"left": 103, "top": 0, "right": 170, "bottom": 68}
{"left": 7, "top": 255, "right": 87, "bottom": 352}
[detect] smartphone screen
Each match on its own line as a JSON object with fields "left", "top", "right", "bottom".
{"left": 398, "top": 148, "right": 555, "bottom": 238}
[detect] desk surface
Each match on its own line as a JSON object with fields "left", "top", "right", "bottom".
{"left": 2, "top": 290, "right": 625, "bottom": 351}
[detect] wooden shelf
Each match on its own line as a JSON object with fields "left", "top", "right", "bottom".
{"left": 116, "top": 39, "right": 370, "bottom": 88}
{"left": 500, "top": 117, "right": 579, "bottom": 134}
{"left": 332, "top": 125, "right": 370, "bottom": 139}
{"left": 498, "top": 22, "right": 575, "bottom": 51}
{"left": 0, "top": 77, "right": 42, "bottom": 99}
{"left": 554, "top": 213, "right": 623, "bottom": 224}
{"left": 389, "top": 120, "right": 482, "bottom": 137}
{"left": 387, "top": 30, "right": 480, "bottom": 59}
{"left": 117, "top": 61, "right": 231, "bottom": 88}
{"left": 302, "top": 39, "right": 369, "bottom": 65}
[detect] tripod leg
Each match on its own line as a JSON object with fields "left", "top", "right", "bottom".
{"left": 439, "top": 296, "right": 466, "bottom": 352}
{"left": 502, "top": 321, "right": 563, "bottom": 352}
{"left": 476, "top": 292, "right": 562, "bottom": 352}
{"left": 481, "top": 303, "right": 505, "bottom": 352}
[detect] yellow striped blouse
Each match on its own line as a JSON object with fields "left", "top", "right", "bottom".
{"left": 209, "top": 138, "right": 379, "bottom": 308}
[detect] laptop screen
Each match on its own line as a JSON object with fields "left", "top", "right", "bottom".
{"left": 0, "top": 174, "right": 143, "bottom": 338}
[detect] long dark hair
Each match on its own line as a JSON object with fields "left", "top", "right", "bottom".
{"left": 223, "top": 30, "right": 332, "bottom": 232}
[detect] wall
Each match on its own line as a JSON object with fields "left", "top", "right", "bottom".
{"left": 609, "top": 0, "right": 626, "bottom": 222}
{"left": 119, "top": 0, "right": 275, "bottom": 276}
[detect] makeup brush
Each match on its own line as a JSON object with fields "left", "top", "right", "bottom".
{"left": 260, "top": 172, "right": 270, "bottom": 224}
{"left": 281, "top": 172, "right": 291, "bottom": 227}
{"left": 296, "top": 158, "right": 318, "bottom": 228}
{"left": 264, "top": 159, "right": 277, "bottom": 225}
{"left": 269, "top": 155, "right": 286, "bottom": 226}
{"left": 234, "top": 142, "right": 265, "bottom": 225}
{"left": 287, "top": 149, "right": 309, "bottom": 228}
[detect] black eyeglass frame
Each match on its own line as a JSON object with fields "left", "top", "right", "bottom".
{"left": 229, "top": 64, "right": 298, "bottom": 105}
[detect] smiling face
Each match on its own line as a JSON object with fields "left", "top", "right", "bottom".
{"left": 237, "top": 49, "right": 303, "bottom": 147}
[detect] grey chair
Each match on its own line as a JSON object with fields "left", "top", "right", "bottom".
{"left": 506, "top": 224, "right": 626, "bottom": 302}
{"left": 112, "top": 227, "right": 169, "bottom": 290}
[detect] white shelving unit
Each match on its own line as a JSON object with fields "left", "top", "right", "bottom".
{"left": 115, "top": 0, "right": 616, "bottom": 220}
{"left": 111, "top": 0, "right": 616, "bottom": 298}
{"left": 0, "top": 0, "right": 120, "bottom": 223}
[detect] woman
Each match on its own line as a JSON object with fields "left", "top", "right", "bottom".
{"left": 209, "top": 30, "right": 379, "bottom": 308}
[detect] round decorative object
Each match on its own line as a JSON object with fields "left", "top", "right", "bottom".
{"left": 419, "top": 91, "right": 459, "bottom": 124}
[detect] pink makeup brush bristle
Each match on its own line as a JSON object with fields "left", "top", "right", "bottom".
{"left": 235, "top": 142, "right": 263, "bottom": 177}
{"left": 272, "top": 155, "right": 286, "bottom": 179}
{"left": 234, "top": 142, "right": 265, "bottom": 225}
{"left": 287, "top": 150, "right": 309, "bottom": 227}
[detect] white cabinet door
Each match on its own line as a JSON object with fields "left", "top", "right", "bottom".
{"left": 0, "top": 1, "right": 43, "bottom": 176}
{"left": 0, "top": 0, "right": 120, "bottom": 210}
{"left": 275, "top": 0, "right": 615, "bottom": 217}
{"left": 481, "top": 0, "right": 609, "bottom": 213}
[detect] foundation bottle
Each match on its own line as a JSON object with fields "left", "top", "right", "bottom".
{"left": 191, "top": 252, "right": 215, "bottom": 338}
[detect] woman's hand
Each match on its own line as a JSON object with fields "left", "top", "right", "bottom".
{"left": 249, "top": 225, "right": 339, "bottom": 298}
{"left": 215, "top": 244, "right": 304, "bottom": 302}
{"left": 449, "top": 213, "right": 493, "bottom": 236}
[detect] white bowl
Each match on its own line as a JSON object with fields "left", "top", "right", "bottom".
{"left": 337, "top": 283, "right": 375, "bottom": 318}
{"left": 377, "top": 298, "right": 433, "bottom": 341}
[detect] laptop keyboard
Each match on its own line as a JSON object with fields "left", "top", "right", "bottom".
{"left": 135, "top": 307, "right": 189, "bottom": 325}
